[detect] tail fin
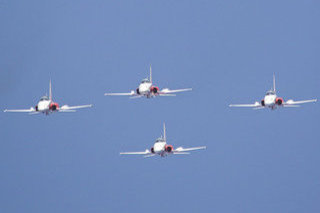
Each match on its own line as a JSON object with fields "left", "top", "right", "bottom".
{"left": 273, "top": 74, "right": 276, "bottom": 92}
{"left": 163, "top": 122, "right": 166, "bottom": 141}
{"left": 49, "top": 79, "right": 52, "bottom": 101}
{"left": 149, "top": 65, "right": 152, "bottom": 83}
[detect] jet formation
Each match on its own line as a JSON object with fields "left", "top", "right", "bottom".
{"left": 3, "top": 70, "right": 317, "bottom": 159}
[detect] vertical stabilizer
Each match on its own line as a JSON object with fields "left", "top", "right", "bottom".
{"left": 163, "top": 122, "right": 166, "bottom": 141}
{"left": 49, "top": 79, "right": 52, "bottom": 101}
{"left": 273, "top": 74, "right": 276, "bottom": 92}
{"left": 149, "top": 65, "right": 152, "bottom": 83}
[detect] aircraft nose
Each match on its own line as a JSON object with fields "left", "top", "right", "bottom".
{"left": 265, "top": 97, "right": 275, "bottom": 105}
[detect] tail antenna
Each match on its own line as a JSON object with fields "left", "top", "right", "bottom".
{"left": 273, "top": 73, "right": 276, "bottom": 92}
{"left": 163, "top": 122, "right": 166, "bottom": 141}
{"left": 149, "top": 64, "right": 152, "bottom": 83}
{"left": 49, "top": 79, "right": 52, "bottom": 101}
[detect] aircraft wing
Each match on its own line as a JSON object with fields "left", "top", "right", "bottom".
{"left": 120, "top": 149, "right": 151, "bottom": 155}
{"left": 59, "top": 104, "right": 93, "bottom": 111}
{"left": 229, "top": 102, "right": 261, "bottom": 108}
{"left": 173, "top": 146, "right": 206, "bottom": 153}
{"left": 104, "top": 90, "right": 136, "bottom": 96}
{"left": 284, "top": 99, "right": 317, "bottom": 105}
{"left": 4, "top": 107, "right": 35, "bottom": 113}
{"left": 159, "top": 88, "right": 192, "bottom": 94}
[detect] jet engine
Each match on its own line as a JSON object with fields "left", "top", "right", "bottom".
{"left": 49, "top": 102, "right": 59, "bottom": 111}
{"left": 35, "top": 105, "right": 38, "bottom": 111}
{"left": 275, "top": 97, "right": 283, "bottom": 105}
{"left": 150, "top": 86, "right": 159, "bottom": 94}
{"left": 165, "top": 145, "right": 173, "bottom": 153}
{"left": 261, "top": 100, "right": 265, "bottom": 106}
{"left": 136, "top": 88, "right": 140, "bottom": 95}
{"left": 151, "top": 147, "right": 155, "bottom": 153}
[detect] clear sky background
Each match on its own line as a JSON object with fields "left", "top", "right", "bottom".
{"left": 0, "top": 0, "right": 319, "bottom": 212}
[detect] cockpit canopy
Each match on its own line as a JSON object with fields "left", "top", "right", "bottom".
{"left": 266, "top": 90, "right": 275, "bottom": 95}
{"left": 141, "top": 78, "right": 150, "bottom": 83}
{"left": 40, "top": 96, "right": 49, "bottom": 101}
{"left": 155, "top": 137, "right": 165, "bottom": 142}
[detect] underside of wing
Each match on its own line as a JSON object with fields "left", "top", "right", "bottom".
{"left": 283, "top": 105, "right": 300, "bottom": 108}
{"left": 104, "top": 90, "right": 136, "bottom": 96}
{"left": 29, "top": 112, "right": 41, "bottom": 115}
{"left": 173, "top": 152, "right": 190, "bottom": 155}
{"left": 129, "top": 95, "right": 143, "bottom": 99}
{"left": 284, "top": 99, "right": 317, "bottom": 105}
{"left": 229, "top": 102, "right": 261, "bottom": 108}
{"left": 4, "top": 107, "right": 35, "bottom": 113}
{"left": 57, "top": 110, "right": 77, "bottom": 112}
{"left": 120, "top": 149, "right": 151, "bottom": 155}
{"left": 59, "top": 104, "right": 93, "bottom": 111}
{"left": 160, "top": 88, "right": 192, "bottom": 94}
{"left": 174, "top": 146, "right": 206, "bottom": 153}
{"left": 158, "top": 94, "right": 176, "bottom": 97}
{"left": 143, "top": 154, "right": 156, "bottom": 158}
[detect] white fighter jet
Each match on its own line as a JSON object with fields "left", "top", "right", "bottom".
{"left": 229, "top": 74, "right": 317, "bottom": 110}
{"left": 120, "top": 123, "right": 206, "bottom": 158}
{"left": 4, "top": 80, "right": 92, "bottom": 115}
{"left": 104, "top": 65, "right": 192, "bottom": 98}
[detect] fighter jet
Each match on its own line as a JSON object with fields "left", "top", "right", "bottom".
{"left": 4, "top": 80, "right": 92, "bottom": 115}
{"left": 120, "top": 123, "right": 206, "bottom": 157}
{"left": 104, "top": 65, "right": 192, "bottom": 98}
{"left": 229, "top": 74, "right": 317, "bottom": 110}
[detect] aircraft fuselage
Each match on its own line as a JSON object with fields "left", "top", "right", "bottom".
{"left": 264, "top": 94, "right": 277, "bottom": 109}
{"left": 137, "top": 82, "right": 152, "bottom": 96}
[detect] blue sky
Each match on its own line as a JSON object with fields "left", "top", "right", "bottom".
{"left": 0, "top": 0, "right": 319, "bottom": 212}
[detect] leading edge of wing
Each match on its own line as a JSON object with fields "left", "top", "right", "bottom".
{"left": 4, "top": 107, "right": 35, "bottom": 113}
{"left": 160, "top": 88, "right": 192, "bottom": 94}
{"left": 285, "top": 99, "right": 317, "bottom": 105}
{"left": 174, "top": 146, "right": 206, "bottom": 152}
{"left": 120, "top": 149, "right": 151, "bottom": 155}
{"left": 229, "top": 102, "right": 261, "bottom": 108}
{"left": 60, "top": 104, "right": 93, "bottom": 110}
{"left": 104, "top": 90, "right": 135, "bottom": 96}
